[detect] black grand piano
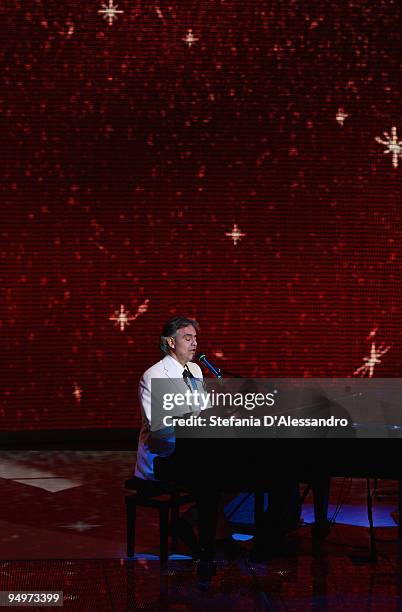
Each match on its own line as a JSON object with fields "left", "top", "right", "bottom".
{"left": 153, "top": 374, "right": 402, "bottom": 583}
{"left": 155, "top": 435, "right": 402, "bottom": 581}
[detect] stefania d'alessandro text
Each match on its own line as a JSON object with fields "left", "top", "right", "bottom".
{"left": 162, "top": 415, "right": 349, "bottom": 428}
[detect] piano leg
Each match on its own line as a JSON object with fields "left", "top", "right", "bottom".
{"left": 195, "top": 487, "right": 221, "bottom": 587}
{"left": 195, "top": 487, "right": 220, "bottom": 561}
{"left": 312, "top": 476, "right": 331, "bottom": 540}
{"left": 254, "top": 491, "right": 265, "bottom": 550}
{"left": 398, "top": 479, "right": 402, "bottom": 542}
{"left": 251, "top": 481, "right": 299, "bottom": 559}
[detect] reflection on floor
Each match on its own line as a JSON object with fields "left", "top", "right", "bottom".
{"left": 0, "top": 451, "right": 401, "bottom": 610}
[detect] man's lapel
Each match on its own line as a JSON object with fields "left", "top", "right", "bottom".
{"left": 162, "top": 356, "right": 189, "bottom": 394}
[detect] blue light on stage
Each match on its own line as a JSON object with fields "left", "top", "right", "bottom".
{"left": 232, "top": 533, "right": 254, "bottom": 542}
{"left": 301, "top": 504, "right": 397, "bottom": 527}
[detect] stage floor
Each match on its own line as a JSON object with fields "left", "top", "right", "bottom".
{"left": 0, "top": 451, "right": 401, "bottom": 610}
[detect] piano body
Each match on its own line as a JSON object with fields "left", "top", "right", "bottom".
{"left": 154, "top": 435, "right": 402, "bottom": 565}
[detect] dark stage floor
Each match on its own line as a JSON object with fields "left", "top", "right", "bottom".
{"left": 1, "top": 451, "right": 402, "bottom": 610}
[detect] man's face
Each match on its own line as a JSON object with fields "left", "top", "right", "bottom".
{"left": 168, "top": 325, "right": 197, "bottom": 366}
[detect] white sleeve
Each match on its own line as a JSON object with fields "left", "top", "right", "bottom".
{"left": 138, "top": 372, "right": 152, "bottom": 426}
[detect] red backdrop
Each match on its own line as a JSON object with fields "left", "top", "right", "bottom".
{"left": 2, "top": 0, "right": 401, "bottom": 430}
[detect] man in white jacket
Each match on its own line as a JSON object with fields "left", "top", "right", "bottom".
{"left": 134, "top": 315, "right": 203, "bottom": 483}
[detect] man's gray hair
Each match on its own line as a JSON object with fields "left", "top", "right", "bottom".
{"left": 160, "top": 315, "right": 199, "bottom": 356}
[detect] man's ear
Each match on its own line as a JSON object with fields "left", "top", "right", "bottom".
{"left": 168, "top": 337, "right": 175, "bottom": 348}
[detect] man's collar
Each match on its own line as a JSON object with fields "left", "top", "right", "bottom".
{"left": 163, "top": 354, "right": 187, "bottom": 375}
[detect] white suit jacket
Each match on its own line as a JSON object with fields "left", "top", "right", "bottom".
{"left": 134, "top": 354, "right": 203, "bottom": 480}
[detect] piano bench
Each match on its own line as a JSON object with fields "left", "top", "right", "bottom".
{"left": 124, "top": 478, "right": 194, "bottom": 563}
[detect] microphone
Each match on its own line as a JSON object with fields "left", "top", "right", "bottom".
{"left": 197, "top": 353, "right": 222, "bottom": 379}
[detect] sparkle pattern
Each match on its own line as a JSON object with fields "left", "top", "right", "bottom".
{"left": 375, "top": 127, "right": 402, "bottom": 168}
{"left": 135, "top": 298, "right": 150, "bottom": 318}
{"left": 354, "top": 340, "right": 391, "bottom": 378}
{"left": 73, "top": 383, "right": 83, "bottom": 403}
{"left": 1, "top": 1, "right": 402, "bottom": 431}
{"left": 182, "top": 29, "right": 199, "bottom": 47}
{"left": 60, "top": 521, "right": 102, "bottom": 532}
{"left": 336, "top": 108, "right": 349, "bottom": 126}
{"left": 109, "top": 305, "right": 136, "bottom": 331}
{"left": 98, "top": 1, "right": 124, "bottom": 26}
{"left": 225, "top": 224, "right": 246, "bottom": 246}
